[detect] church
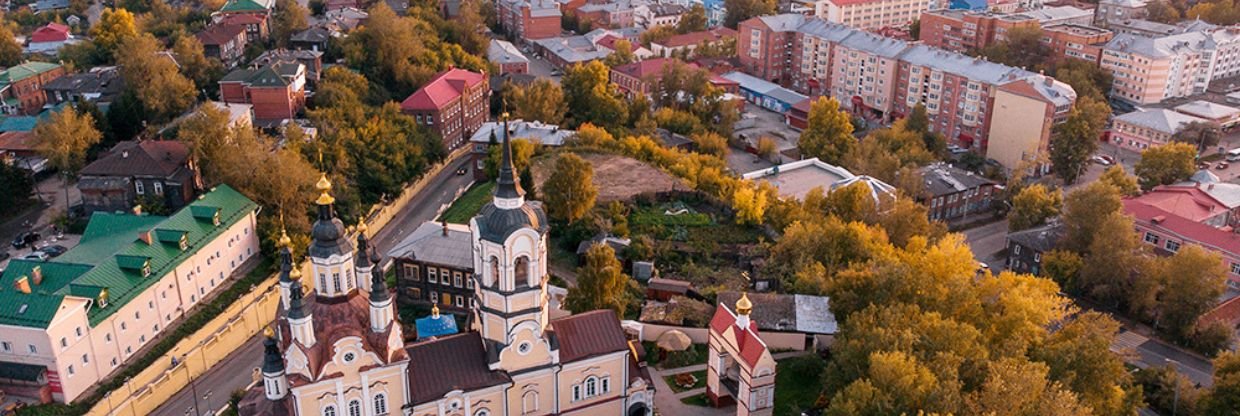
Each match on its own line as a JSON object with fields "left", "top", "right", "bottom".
{"left": 239, "top": 118, "right": 656, "bottom": 416}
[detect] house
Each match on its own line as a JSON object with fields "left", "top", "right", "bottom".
{"left": 639, "top": 3, "right": 688, "bottom": 28}
{"left": 77, "top": 140, "right": 202, "bottom": 215}
{"left": 289, "top": 26, "right": 334, "bottom": 52}
{"left": 1110, "top": 108, "right": 1207, "bottom": 151}
{"left": 388, "top": 221, "right": 477, "bottom": 315}
{"left": 1128, "top": 185, "right": 1234, "bottom": 228}
{"left": 33, "top": 0, "right": 68, "bottom": 12}
{"left": 42, "top": 67, "right": 124, "bottom": 109}
{"left": 720, "top": 71, "right": 807, "bottom": 113}
{"left": 743, "top": 157, "right": 897, "bottom": 203}
{"left": 715, "top": 291, "right": 837, "bottom": 347}
{"left": 196, "top": 24, "right": 249, "bottom": 67}
{"left": 218, "top": 61, "right": 307, "bottom": 123}
{"left": 216, "top": 13, "right": 270, "bottom": 41}
{"left": 1094, "top": 0, "right": 1147, "bottom": 27}
{"left": 210, "top": 101, "right": 254, "bottom": 128}
{"left": 325, "top": 7, "right": 369, "bottom": 30}
{"left": 468, "top": 118, "right": 574, "bottom": 179}
{"left": 650, "top": 27, "right": 737, "bottom": 58}
{"left": 646, "top": 277, "right": 693, "bottom": 301}
{"left": 610, "top": 57, "right": 684, "bottom": 100}
{"left": 1173, "top": 100, "right": 1240, "bottom": 129}
{"left": 27, "top": 23, "right": 73, "bottom": 54}
{"left": 251, "top": 49, "right": 324, "bottom": 83}
{"left": 487, "top": 39, "right": 529, "bottom": 74}
{"left": 1005, "top": 222, "right": 1063, "bottom": 275}
{"left": 576, "top": 0, "right": 640, "bottom": 28}
{"left": 0, "top": 62, "right": 66, "bottom": 115}
{"left": 496, "top": 0, "right": 562, "bottom": 41}
{"left": 1125, "top": 198, "right": 1240, "bottom": 288}
{"left": 0, "top": 185, "right": 258, "bottom": 403}
{"left": 400, "top": 68, "right": 489, "bottom": 150}
{"left": 918, "top": 162, "right": 997, "bottom": 222}
{"left": 217, "top": 0, "right": 274, "bottom": 15}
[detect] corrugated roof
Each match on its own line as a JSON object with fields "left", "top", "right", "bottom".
{"left": 56, "top": 212, "right": 167, "bottom": 266}
{"left": 487, "top": 39, "right": 529, "bottom": 65}
{"left": 0, "top": 62, "right": 61, "bottom": 85}
{"left": 400, "top": 68, "right": 486, "bottom": 111}
{"left": 386, "top": 221, "right": 473, "bottom": 269}
{"left": 1006, "top": 222, "right": 1064, "bottom": 252}
{"left": 1114, "top": 108, "right": 1207, "bottom": 134}
{"left": 919, "top": 162, "right": 995, "bottom": 197}
{"left": 1175, "top": 100, "right": 1240, "bottom": 120}
{"left": 406, "top": 332, "right": 511, "bottom": 404}
{"left": 80, "top": 140, "right": 191, "bottom": 178}
{"left": 549, "top": 309, "right": 629, "bottom": 362}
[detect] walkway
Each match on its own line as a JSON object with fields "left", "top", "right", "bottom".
{"left": 649, "top": 350, "right": 813, "bottom": 416}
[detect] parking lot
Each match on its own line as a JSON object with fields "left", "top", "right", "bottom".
{"left": 1, "top": 231, "right": 81, "bottom": 272}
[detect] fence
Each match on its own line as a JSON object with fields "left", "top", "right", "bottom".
{"left": 364, "top": 146, "right": 471, "bottom": 233}
{"left": 625, "top": 321, "right": 830, "bottom": 352}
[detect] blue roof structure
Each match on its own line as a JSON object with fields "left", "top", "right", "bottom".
{"left": 0, "top": 116, "right": 38, "bottom": 132}
{"left": 415, "top": 307, "right": 459, "bottom": 340}
{"left": 950, "top": 0, "right": 987, "bottom": 10}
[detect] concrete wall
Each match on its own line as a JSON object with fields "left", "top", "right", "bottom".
{"left": 631, "top": 322, "right": 829, "bottom": 351}
{"left": 986, "top": 87, "right": 1049, "bottom": 171}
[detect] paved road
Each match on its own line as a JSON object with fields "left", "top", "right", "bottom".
{"left": 150, "top": 154, "right": 473, "bottom": 416}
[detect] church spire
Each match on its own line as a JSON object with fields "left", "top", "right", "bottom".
{"left": 277, "top": 229, "right": 295, "bottom": 308}
{"left": 369, "top": 251, "right": 389, "bottom": 303}
{"left": 314, "top": 173, "right": 335, "bottom": 219}
{"left": 287, "top": 280, "right": 316, "bottom": 347}
{"left": 493, "top": 113, "right": 525, "bottom": 204}
{"left": 261, "top": 330, "right": 288, "bottom": 400}
{"left": 368, "top": 248, "right": 394, "bottom": 332}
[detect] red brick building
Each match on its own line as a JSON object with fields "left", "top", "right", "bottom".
{"left": 918, "top": 9, "right": 1112, "bottom": 64}
{"left": 218, "top": 61, "right": 307, "bottom": 122}
{"left": 197, "top": 24, "right": 249, "bottom": 67}
{"left": 0, "top": 62, "right": 65, "bottom": 115}
{"left": 497, "top": 0, "right": 561, "bottom": 41}
{"left": 610, "top": 57, "right": 681, "bottom": 99}
{"left": 737, "top": 14, "right": 802, "bottom": 86}
{"left": 400, "top": 68, "right": 490, "bottom": 150}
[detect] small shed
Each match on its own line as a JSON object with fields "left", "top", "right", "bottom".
{"left": 646, "top": 277, "right": 692, "bottom": 301}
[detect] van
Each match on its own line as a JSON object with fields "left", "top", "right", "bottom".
{"left": 1227, "top": 148, "right": 1240, "bottom": 162}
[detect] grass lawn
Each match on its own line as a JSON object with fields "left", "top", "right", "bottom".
{"left": 774, "top": 354, "right": 827, "bottom": 416}
{"left": 439, "top": 181, "right": 494, "bottom": 224}
{"left": 663, "top": 370, "right": 708, "bottom": 393}
{"left": 680, "top": 393, "right": 711, "bottom": 407}
{"left": 642, "top": 342, "right": 710, "bottom": 369}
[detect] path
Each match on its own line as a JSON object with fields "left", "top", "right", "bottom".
{"left": 649, "top": 350, "right": 812, "bottom": 416}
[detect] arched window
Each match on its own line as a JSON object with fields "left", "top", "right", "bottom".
{"left": 585, "top": 377, "right": 598, "bottom": 397}
{"left": 515, "top": 256, "right": 530, "bottom": 287}
{"left": 323, "top": 405, "right": 337, "bottom": 416}
{"left": 374, "top": 393, "right": 387, "bottom": 414}
{"left": 475, "top": 409, "right": 491, "bottom": 416}
{"left": 522, "top": 391, "right": 539, "bottom": 414}
{"left": 348, "top": 400, "right": 361, "bottom": 416}
{"left": 489, "top": 256, "right": 500, "bottom": 287}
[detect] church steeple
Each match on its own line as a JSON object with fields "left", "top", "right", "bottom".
{"left": 277, "top": 227, "right": 295, "bottom": 309}
{"left": 307, "top": 171, "right": 355, "bottom": 298}
{"left": 355, "top": 219, "right": 373, "bottom": 292}
{"left": 493, "top": 113, "right": 525, "bottom": 207}
{"left": 287, "top": 280, "right": 316, "bottom": 347}
{"left": 368, "top": 249, "right": 394, "bottom": 332}
{"left": 261, "top": 331, "right": 288, "bottom": 400}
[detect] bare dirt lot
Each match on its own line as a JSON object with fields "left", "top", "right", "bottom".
{"left": 530, "top": 152, "right": 689, "bottom": 203}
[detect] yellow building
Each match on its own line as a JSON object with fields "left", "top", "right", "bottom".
{"left": 240, "top": 119, "right": 655, "bottom": 416}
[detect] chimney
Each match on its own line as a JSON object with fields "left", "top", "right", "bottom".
{"left": 14, "top": 276, "right": 30, "bottom": 294}
{"left": 122, "top": 150, "right": 129, "bottom": 158}
{"left": 441, "top": 220, "right": 449, "bottom": 237}
{"left": 32, "top": 266, "right": 42, "bottom": 286}
{"left": 138, "top": 231, "right": 153, "bottom": 245}
{"left": 1152, "top": 215, "right": 1166, "bottom": 224}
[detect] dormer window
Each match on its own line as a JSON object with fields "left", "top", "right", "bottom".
{"left": 117, "top": 255, "right": 153, "bottom": 278}
{"left": 98, "top": 289, "right": 110, "bottom": 308}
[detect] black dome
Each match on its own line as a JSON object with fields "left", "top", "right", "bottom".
{"left": 475, "top": 201, "right": 548, "bottom": 244}
{"left": 309, "top": 217, "right": 353, "bottom": 258}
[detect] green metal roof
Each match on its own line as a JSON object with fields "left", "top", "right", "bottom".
{"left": 0, "top": 62, "right": 61, "bottom": 85}
{"left": 219, "top": 0, "right": 273, "bottom": 13}
{"left": 0, "top": 185, "right": 258, "bottom": 328}
{"left": 56, "top": 212, "right": 166, "bottom": 266}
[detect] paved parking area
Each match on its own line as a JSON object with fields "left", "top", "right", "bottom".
{"left": 1, "top": 232, "right": 83, "bottom": 272}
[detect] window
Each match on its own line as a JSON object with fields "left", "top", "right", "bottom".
{"left": 1232, "top": 263, "right": 1240, "bottom": 275}
{"left": 76, "top": 327, "right": 83, "bottom": 337}
{"left": 430, "top": 291, "right": 438, "bottom": 303}
{"left": 120, "top": 322, "right": 127, "bottom": 331}
{"left": 442, "top": 293, "right": 452, "bottom": 306}
{"left": 374, "top": 394, "right": 388, "bottom": 415}
{"left": 60, "top": 338, "right": 67, "bottom": 348}
{"left": 522, "top": 391, "right": 538, "bottom": 414}
{"left": 490, "top": 256, "right": 500, "bottom": 287}
{"left": 1012, "top": 245, "right": 1021, "bottom": 255}
{"left": 455, "top": 296, "right": 464, "bottom": 307}
{"left": 572, "top": 385, "right": 582, "bottom": 402}
{"left": 602, "top": 377, "right": 610, "bottom": 393}
{"left": 135, "top": 181, "right": 145, "bottom": 195}
{"left": 475, "top": 410, "right": 491, "bottom": 416}
{"left": 515, "top": 256, "right": 530, "bottom": 287}
{"left": 429, "top": 268, "right": 438, "bottom": 283}
{"left": 1, "top": 341, "right": 9, "bottom": 352}
{"left": 333, "top": 273, "right": 342, "bottom": 292}
{"left": 586, "top": 377, "right": 597, "bottom": 397}
{"left": 28, "top": 345, "right": 36, "bottom": 354}
{"left": 347, "top": 400, "right": 361, "bottom": 416}
{"left": 105, "top": 333, "right": 112, "bottom": 343}
{"left": 67, "top": 365, "right": 74, "bottom": 376}
{"left": 82, "top": 354, "right": 88, "bottom": 364}
{"left": 1144, "top": 232, "right": 1160, "bottom": 244}
{"left": 153, "top": 182, "right": 163, "bottom": 195}
{"left": 454, "top": 272, "right": 463, "bottom": 288}
{"left": 1166, "top": 240, "right": 1181, "bottom": 252}
{"left": 406, "top": 264, "right": 420, "bottom": 282}
{"left": 324, "top": 405, "right": 336, "bottom": 416}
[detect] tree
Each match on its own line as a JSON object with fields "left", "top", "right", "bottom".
{"left": 90, "top": 8, "right": 137, "bottom": 60}
{"left": 603, "top": 39, "right": 636, "bottom": 67}
{"left": 116, "top": 33, "right": 196, "bottom": 122}
{"left": 904, "top": 104, "right": 945, "bottom": 156}
{"left": 639, "top": 25, "right": 677, "bottom": 48}
{"left": 1052, "top": 59, "right": 1114, "bottom": 101}
{"left": 908, "top": 18, "right": 920, "bottom": 41}
{"left": 732, "top": 185, "right": 767, "bottom": 225}
{"left": 565, "top": 243, "right": 633, "bottom": 316}
{"left": 171, "top": 34, "right": 222, "bottom": 94}
{"left": 676, "top": 4, "right": 708, "bottom": 33}
{"left": 977, "top": 26, "right": 1052, "bottom": 70}
{"left": 1060, "top": 181, "right": 1123, "bottom": 253}
{"left": 1187, "top": 0, "right": 1240, "bottom": 25}
{"left": 690, "top": 131, "right": 728, "bottom": 158}
{"left": 484, "top": 138, "right": 536, "bottom": 179}
{"left": 0, "top": 161, "right": 34, "bottom": 209}
{"left": 1200, "top": 351, "right": 1240, "bottom": 415}
{"left": 0, "top": 24, "right": 22, "bottom": 67}
{"left": 1041, "top": 250, "right": 1082, "bottom": 288}
{"left": 723, "top": 0, "right": 774, "bottom": 28}
{"left": 34, "top": 107, "right": 103, "bottom": 178}
{"left": 1137, "top": 365, "right": 1204, "bottom": 416}
{"left": 106, "top": 91, "right": 146, "bottom": 142}
{"left": 756, "top": 136, "right": 778, "bottom": 160}
{"left": 1152, "top": 245, "right": 1228, "bottom": 339}
{"left": 1099, "top": 165, "right": 1139, "bottom": 197}
{"left": 505, "top": 79, "right": 567, "bottom": 124}
{"left": 1032, "top": 312, "right": 1144, "bottom": 416}
{"left": 543, "top": 153, "right": 597, "bottom": 223}
{"left": 1146, "top": 0, "right": 1182, "bottom": 23}
{"left": 798, "top": 97, "right": 855, "bottom": 165}
{"left": 342, "top": 3, "right": 487, "bottom": 97}
{"left": 1050, "top": 97, "right": 1109, "bottom": 184}
{"left": 1135, "top": 142, "right": 1197, "bottom": 190}
{"left": 1078, "top": 212, "right": 1142, "bottom": 305}
{"left": 272, "top": 0, "right": 311, "bottom": 48}
{"left": 1173, "top": 121, "right": 1222, "bottom": 153}
{"left": 562, "top": 60, "right": 628, "bottom": 129}
{"left": 1009, "top": 184, "right": 1062, "bottom": 231}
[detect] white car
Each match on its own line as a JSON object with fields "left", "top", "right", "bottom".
{"left": 1090, "top": 155, "right": 1113, "bottom": 165}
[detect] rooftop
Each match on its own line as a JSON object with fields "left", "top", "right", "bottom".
{"left": 1124, "top": 198, "right": 1240, "bottom": 256}
{"left": 1129, "top": 186, "right": 1230, "bottom": 223}
{"left": 1013, "top": 6, "right": 1093, "bottom": 22}
{"left": 80, "top": 140, "right": 191, "bottom": 178}
{"left": 400, "top": 68, "right": 487, "bottom": 111}
{"left": 919, "top": 162, "right": 996, "bottom": 197}
{"left": 0, "top": 62, "right": 62, "bottom": 85}
{"left": 656, "top": 27, "right": 736, "bottom": 48}
{"left": 1114, "top": 108, "right": 1207, "bottom": 134}
{"left": 387, "top": 221, "right": 473, "bottom": 269}
{"left": 470, "top": 119, "right": 575, "bottom": 146}
{"left": 743, "top": 157, "right": 895, "bottom": 202}
{"left": 720, "top": 71, "right": 808, "bottom": 105}
{"left": 1174, "top": 100, "right": 1240, "bottom": 120}
{"left": 1006, "top": 222, "right": 1065, "bottom": 252}
{"left": 717, "top": 291, "right": 837, "bottom": 334}
{"left": 487, "top": 39, "right": 529, "bottom": 65}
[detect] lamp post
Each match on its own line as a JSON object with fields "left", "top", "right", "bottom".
{"left": 1166, "top": 358, "right": 1179, "bottom": 416}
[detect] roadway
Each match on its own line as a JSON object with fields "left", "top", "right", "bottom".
{"left": 150, "top": 154, "right": 474, "bottom": 416}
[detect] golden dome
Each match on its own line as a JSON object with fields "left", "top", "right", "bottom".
{"left": 290, "top": 266, "right": 302, "bottom": 279}
{"left": 278, "top": 228, "right": 292, "bottom": 248}
{"left": 736, "top": 292, "right": 752, "bottom": 315}
{"left": 431, "top": 304, "right": 440, "bottom": 318}
{"left": 263, "top": 326, "right": 274, "bottom": 338}
{"left": 357, "top": 219, "right": 368, "bottom": 235}
{"left": 315, "top": 173, "right": 332, "bottom": 192}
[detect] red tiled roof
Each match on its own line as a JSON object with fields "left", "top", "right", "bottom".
{"left": 80, "top": 140, "right": 191, "bottom": 177}
{"left": 550, "top": 309, "right": 630, "bottom": 363}
{"left": 279, "top": 292, "right": 407, "bottom": 384}
{"left": 406, "top": 332, "right": 512, "bottom": 405}
{"left": 707, "top": 306, "right": 767, "bottom": 368}
{"left": 30, "top": 23, "right": 70, "bottom": 43}
{"left": 660, "top": 27, "right": 736, "bottom": 48}
{"left": 1199, "top": 294, "right": 1240, "bottom": 327}
{"left": 1124, "top": 199, "right": 1240, "bottom": 256}
{"left": 196, "top": 24, "right": 247, "bottom": 45}
{"left": 400, "top": 68, "right": 486, "bottom": 111}
{"left": 1129, "top": 186, "right": 1228, "bottom": 223}
{"left": 595, "top": 34, "right": 625, "bottom": 51}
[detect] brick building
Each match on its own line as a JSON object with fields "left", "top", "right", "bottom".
{"left": 400, "top": 68, "right": 489, "bottom": 150}
{"left": 196, "top": 24, "right": 249, "bottom": 67}
{"left": 0, "top": 62, "right": 65, "bottom": 115}
{"left": 218, "top": 61, "right": 307, "bottom": 123}
{"left": 496, "top": 0, "right": 561, "bottom": 41}
{"left": 487, "top": 39, "right": 530, "bottom": 74}
{"left": 77, "top": 140, "right": 202, "bottom": 215}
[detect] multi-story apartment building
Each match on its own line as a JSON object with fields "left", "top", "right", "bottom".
{"left": 919, "top": 8, "right": 1109, "bottom": 64}
{"left": 740, "top": 14, "right": 1077, "bottom": 165}
{"left": 497, "top": 0, "right": 562, "bottom": 41}
{"left": 1042, "top": 24, "right": 1114, "bottom": 64}
{"left": 1102, "top": 28, "right": 1240, "bottom": 105}
{"left": 400, "top": 68, "right": 490, "bottom": 150}
{"left": 818, "top": 0, "right": 929, "bottom": 30}
{"left": 0, "top": 62, "right": 65, "bottom": 115}
{"left": 1093, "top": 0, "right": 1147, "bottom": 27}
{"left": 0, "top": 185, "right": 258, "bottom": 403}
{"left": 577, "top": 0, "right": 639, "bottom": 29}
{"left": 986, "top": 73, "right": 1076, "bottom": 173}
{"left": 640, "top": 3, "right": 689, "bottom": 28}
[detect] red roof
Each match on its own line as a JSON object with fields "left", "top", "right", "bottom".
{"left": 550, "top": 309, "right": 630, "bottom": 363}
{"left": 707, "top": 306, "right": 767, "bottom": 368}
{"left": 0, "top": 131, "right": 34, "bottom": 152}
{"left": 30, "top": 23, "right": 70, "bottom": 43}
{"left": 612, "top": 57, "right": 689, "bottom": 80}
{"left": 196, "top": 24, "right": 247, "bottom": 46}
{"left": 1129, "top": 186, "right": 1229, "bottom": 223}
{"left": 1124, "top": 199, "right": 1240, "bottom": 256}
{"left": 660, "top": 27, "right": 736, "bottom": 48}
{"left": 400, "top": 68, "right": 486, "bottom": 111}
{"left": 596, "top": 34, "right": 625, "bottom": 51}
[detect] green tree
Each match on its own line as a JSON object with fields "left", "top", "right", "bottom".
{"left": 1009, "top": 183, "right": 1062, "bottom": 231}
{"left": 1099, "top": 165, "right": 1140, "bottom": 197}
{"left": 1152, "top": 245, "right": 1228, "bottom": 339}
{"left": 1060, "top": 181, "right": 1123, "bottom": 253}
{"left": 903, "top": 104, "right": 945, "bottom": 156}
{"left": 562, "top": 60, "right": 628, "bottom": 129}
{"left": 603, "top": 38, "right": 636, "bottom": 67}
{"left": 978, "top": 26, "right": 1051, "bottom": 70}
{"left": 171, "top": 33, "right": 222, "bottom": 94}
{"left": 342, "top": 3, "right": 487, "bottom": 97}
{"left": 116, "top": 33, "right": 196, "bottom": 122}
{"left": 1173, "top": 120, "right": 1222, "bottom": 153}
{"left": 484, "top": 138, "right": 536, "bottom": 179}
{"left": 0, "top": 24, "right": 23, "bottom": 67}
{"left": 1135, "top": 142, "right": 1197, "bottom": 190}
{"left": 1052, "top": 59, "right": 1114, "bottom": 101}
{"left": 1200, "top": 351, "right": 1240, "bottom": 415}
{"left": 90, "top": 8, "right": 137, "bottom": 60}
{"left": 34, "top": 106, "right": 102, "bottom": 178}
{"left": 909, "top": 18, "right": 920, "bottom": 41}
{"left": 1050, "top": 97, "right": 1109, "bottom": 184}
{"left": 1041, "top": 249, "right": 1082, "bottom": 287}
{"left": 565, "top": 243, "right": 633, "bottom": 316}
{"left": 1032, "top": 312, "right": 1144, "bottom": 416}
{"left": 543, "top": 153, "right": 597, "bottom": 223}
{"left": 676, "top": 4, "right": 708, "bottom": 33}
{"left": 106, "top": 91, "right": 146, "bottom": 142}
{"left": 0, "top": 161, "right": 34, "bottom": 209}
{"left": 1137, "top": 364, "right": 1204, "bottom": 416}
{"left": 723, "top": 0, "right": 774, "bottom": 28}
{"left": 272, "top": 0, "right": 311, "bottom": 48}
{"left": 732, "top": 185, "right": 767, "bottom": 225}
{"left": 798, "top": 97, "right": 855, "bottom": 165}
{"left": 505, "top": 79, "right": 567, "bottom": 124}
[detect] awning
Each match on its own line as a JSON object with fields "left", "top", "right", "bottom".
{"left": 0, "top": 361, "right": 46, "bottom": 382}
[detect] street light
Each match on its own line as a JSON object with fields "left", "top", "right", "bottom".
{"left": 1166, "top": 358, "right": 1179, "bottom": 416}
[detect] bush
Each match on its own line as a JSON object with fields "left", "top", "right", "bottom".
{"left": 1186, "top": 320, "right": 1235, "bottom": 356}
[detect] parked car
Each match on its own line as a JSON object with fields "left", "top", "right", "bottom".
{"left": 0, "top": 252, "right": 9, "bottom": 262}
{"left": 1090, "top": 155, "right": 1113, "bottom": 165}
{"left": 1199, "top": 162, "right": 1211, "bottom": 170}
{"left": 10, "top": 232, "right": 40, "bottom": 249}
{"left": 1218, "top": 162, "right": 1230, "bottom": 170}
{"left": 22, "top": 252, "right": 48, "bottom": 262}
{"left": 38, "top": 245, "right": 67, "bottom": 258}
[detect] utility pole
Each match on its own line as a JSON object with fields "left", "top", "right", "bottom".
{"left": 1166, "top": 358, "right": 1179, "bottom": 416}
